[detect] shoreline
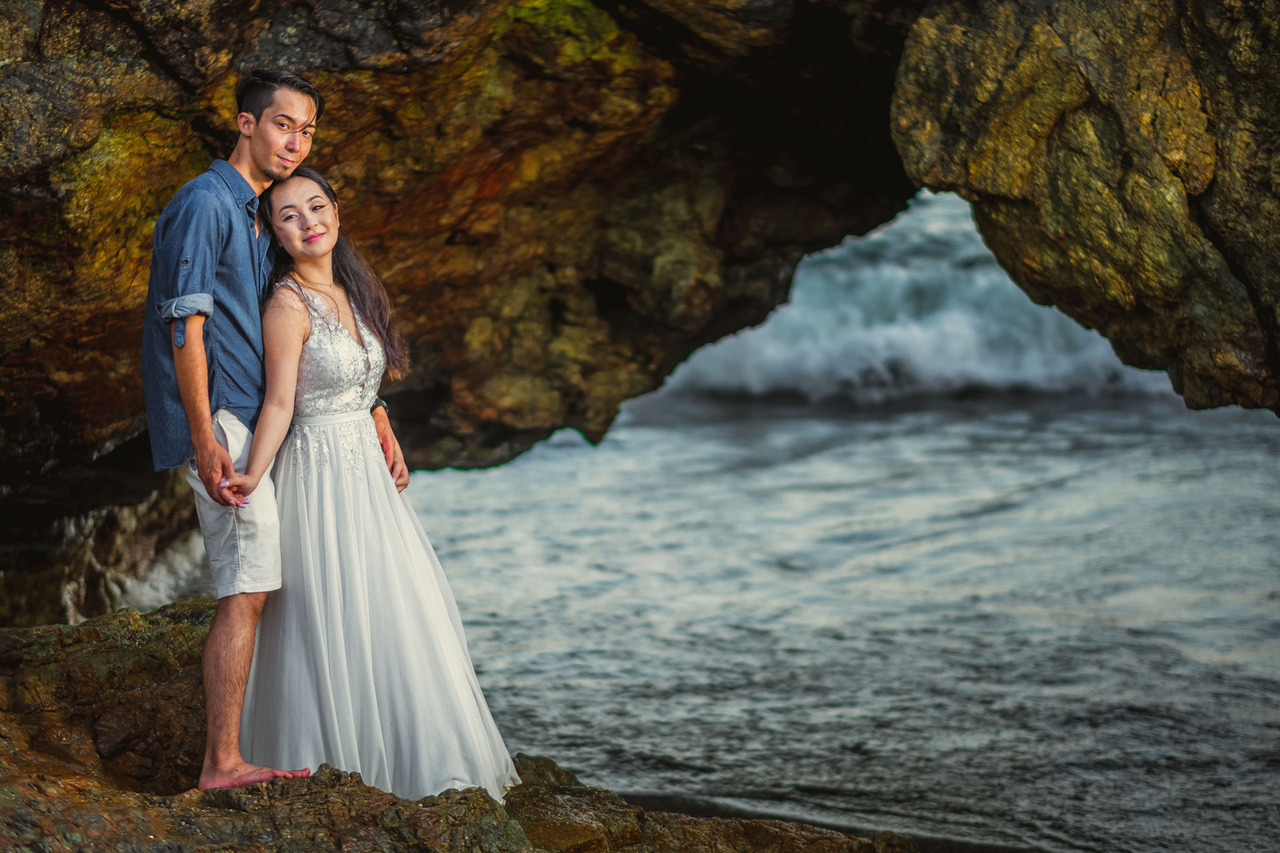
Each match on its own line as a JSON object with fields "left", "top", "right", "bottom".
{"left": 620, "top": 792, "right": 1046, "bottom": 853}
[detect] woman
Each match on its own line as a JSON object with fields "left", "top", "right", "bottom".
{"left": 229, "top": 167, "right": 520, "bottom": 801}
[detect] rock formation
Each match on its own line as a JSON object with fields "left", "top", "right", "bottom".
{"left": 892, "top": 0, "right": 1280, "bottom": 412}
{"left": 5, "top": 1, "right": 1280, "bottom": 625}
{"left": 0, "top": 601, "right": 916, "bottom": 852}
{"left": 0, "top": 0, "right": 921, "bottom": 625}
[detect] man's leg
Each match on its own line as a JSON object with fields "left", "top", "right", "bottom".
{"left": 198, "top": 591, "right": 301, "bottom": 789}
{"left": 185, "top": 410, "right": 306, "bottom": 790}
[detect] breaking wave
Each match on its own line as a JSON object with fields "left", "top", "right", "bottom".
{"left": 666, "top": 192, "right": 1172, "bottom": 402}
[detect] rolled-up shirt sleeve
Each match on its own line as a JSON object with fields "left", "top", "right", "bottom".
{"left": 161, "top": 293, "right": 215, "bottom": 320}
{"left": 152, "top": 187, "right": 224, "bottom": 348}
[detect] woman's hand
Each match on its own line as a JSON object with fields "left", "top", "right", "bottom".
{"left": 372, "top": 404, "right": 409, "bottom": 491}
{"left": 389, "top": 438, "right": 409, "bottom": 492}
{"left": 223, "top": 471, "right": 262, "bottom": 507}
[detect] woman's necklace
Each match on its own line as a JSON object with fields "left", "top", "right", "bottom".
{"left": 295, "top": 275, "right": 337, "bottom": 294}
{"left": 294, "top": 275, "right": 345, "bottom": 321}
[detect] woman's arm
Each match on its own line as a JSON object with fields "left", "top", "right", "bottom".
{"left": 372, "top": 405, "right": 410, "bottom": 491}
{"left": 227, "top": 288, "right": 309, "bottom": 500}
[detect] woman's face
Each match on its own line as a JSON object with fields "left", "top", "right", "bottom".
{"left": 269, "top": 176, "right": 340, "bottom": 265}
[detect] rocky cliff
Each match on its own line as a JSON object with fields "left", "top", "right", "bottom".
{"left": 0, "top": 0, "right": 921, "bottom": 625}
{"left": 5, "top": 0, "right": 1280, "bottom": 626}
{"left": 0, "top": 601, "right": 916, "bottom": 852}
{"left": 892, "top": 0, "right": 1280, "bottom": 411}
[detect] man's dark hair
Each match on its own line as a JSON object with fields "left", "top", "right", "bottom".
{"left": 235, "top": 69, "right": 325, "bottom": 124}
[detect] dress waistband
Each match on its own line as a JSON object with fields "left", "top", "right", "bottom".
{"left": 291, "top": 410, "right": 371, "bottom": 427}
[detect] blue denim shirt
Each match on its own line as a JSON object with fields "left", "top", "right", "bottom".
{"left": 141, "top": 160, "right": 273, "bottom": 470}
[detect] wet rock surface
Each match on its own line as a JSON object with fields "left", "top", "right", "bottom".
{"left": 0, "top": 602, "right": 915, "bottom": 852}
{"left": 892, "top": 0, "right": 1280, "bottom": 412}
{"left": 0, "top": 0, "right": 918, "bottom": 624}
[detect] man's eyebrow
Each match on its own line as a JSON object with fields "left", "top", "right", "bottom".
{"left": 273, "top": 112, "right": 318, "bottom": 129}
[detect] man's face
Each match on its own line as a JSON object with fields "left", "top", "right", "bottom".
{"left": 245, "top": 88, "right": 318, "bottom": 183}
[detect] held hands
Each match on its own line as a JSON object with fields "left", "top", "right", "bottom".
{"left": 223, "top": 470, "right": 262, "bottom": 507}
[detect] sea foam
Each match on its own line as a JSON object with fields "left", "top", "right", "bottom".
{"left": 666, "top": 192, "right": 1173, "bottom": 402}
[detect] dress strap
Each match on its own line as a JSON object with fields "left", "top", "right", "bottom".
{"left": 272, "top": 278, "right": 314, "bottom": 309}
{"left": 271, "top": 279, "right": 324, "bottom": 340}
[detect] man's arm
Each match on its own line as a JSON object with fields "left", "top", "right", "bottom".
{"left": 173, "top": 315, "right": 236, "bottom": 505}
{"left": 372, "top": 406, "right": 409, "bottom": 491}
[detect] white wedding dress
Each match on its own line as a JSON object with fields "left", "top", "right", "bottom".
{"left": 241, "top": 282, "right": 519, "bottom": 801}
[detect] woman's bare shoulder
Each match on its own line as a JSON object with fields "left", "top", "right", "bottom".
{"left": 264, "top": 280, "right": 312, "bottom": 337}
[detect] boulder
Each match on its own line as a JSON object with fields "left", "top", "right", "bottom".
{"left": 892, "top": 0, "right": 1280, "bottom": 411}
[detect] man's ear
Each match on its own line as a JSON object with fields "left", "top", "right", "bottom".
{"left": 236, "top": 111, "right": 257, "bottom": 138}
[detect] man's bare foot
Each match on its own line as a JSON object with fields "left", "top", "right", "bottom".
{"left": 197, "top": 762, "right": 311, "bottom": 790}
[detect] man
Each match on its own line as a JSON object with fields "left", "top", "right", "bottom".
{"left": 142, "top": 69, "right": 407, "bottom": 790}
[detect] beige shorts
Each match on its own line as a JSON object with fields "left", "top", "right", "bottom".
{"left": 182, "top": 409, "right": 281, "bottom": 599}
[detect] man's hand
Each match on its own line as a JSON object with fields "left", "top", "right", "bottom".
{"left": 194, "top": 433, "right": 238, "bottom": 506}
{"left": 373, "top": 406, "right": 410, "bottom": 492}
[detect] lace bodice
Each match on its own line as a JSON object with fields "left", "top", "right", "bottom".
{"left": 278, "top": 281, "right": 386, "bottom": 418}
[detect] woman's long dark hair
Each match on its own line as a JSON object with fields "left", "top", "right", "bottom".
{"left": 261, "top": 166, "right": 409, "bottom": 379}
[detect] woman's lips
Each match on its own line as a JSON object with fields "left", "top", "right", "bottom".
{"left": 304, "top": 233, "right": 324, "bottom": 243}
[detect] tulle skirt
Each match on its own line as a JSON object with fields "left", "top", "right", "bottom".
{"left": 242, "top": 410, "right": 519, "bottom": 801}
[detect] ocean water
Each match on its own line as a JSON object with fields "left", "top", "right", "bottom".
{"left": 123, "top": 193, "right": 1280, "bottom": 852}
